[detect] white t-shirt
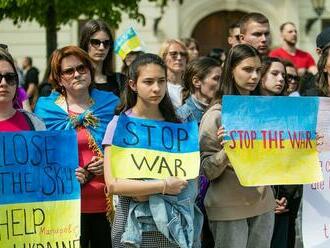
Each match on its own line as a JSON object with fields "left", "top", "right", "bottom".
{"left": 167, "top": 82, "right": 183, "bottom": 109}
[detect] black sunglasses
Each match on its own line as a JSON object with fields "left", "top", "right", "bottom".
{"left": 287, "top": 74, "right": 300, "bottom": 82}
{"left": 0, "top": 73, "right": 18, "bottom": 86}
{"left": 90, "top": 39, "right": 111, "bottom": 49}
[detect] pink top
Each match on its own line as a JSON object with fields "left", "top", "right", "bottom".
{"left": 0, "top": 111, "right": 30, "bottom": 131}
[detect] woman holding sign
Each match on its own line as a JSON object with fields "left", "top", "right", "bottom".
{"left": 199, "top": 44, "right": 275, "bottom": 248}
{"left": 34, "top": 46, "right": 119, "bottom": 248}
{"left": 103, "top": 53, "right": 202, "bottom": 247}
{"left": 0, "top": 48, "right": 45, "bottom": 131}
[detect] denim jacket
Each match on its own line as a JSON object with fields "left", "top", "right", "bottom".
{"left": 176, "top": 95, "right": 208, "bottom": 124}
{"left": 121, "top": 180, "right": 203, "bottom": 248}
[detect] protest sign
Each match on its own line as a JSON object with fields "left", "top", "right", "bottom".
{"left": 110, "top": 115, "right": 200, "bottom": 179}
{"left": 303, "top": 97, "right": 330, "bottom": 248}
{"left": 222, "top": 95, "right": 322, "bottom": 186}
{"left": 0, "top": 130, "right": 80, "bottom": 248}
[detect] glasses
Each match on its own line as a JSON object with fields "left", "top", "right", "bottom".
{"left": 287, "top": 74, "right": 300, "bottom": 82}
{"left": 90, "top": 39, "right": 111, "bottom": 49}
{"left": 167, "top": 51, "right": 188, "bottom": 59}
{"left": 0, "top": 73, "right": 18, "bottom": 86}
{"left": 61, "top": 64, "right": 88, "bottom": 79}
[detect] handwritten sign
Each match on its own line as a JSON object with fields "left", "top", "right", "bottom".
{"left": 222, "top": 95, "right": 322, "bottom": 186}
{"left": 303, "top": 97, "right": 330, "bottom": 247}
{"left": 110, "top": 115, "right": 200, "bottom": 179}
{"left": 0, "top": 130, "right": 80, "bottom": 247}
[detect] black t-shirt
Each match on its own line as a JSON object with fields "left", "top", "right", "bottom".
{"left": 24, "top": 67, "right": 39, "bottom": 90}
{"left": 94, "top": 73, "right": 126, "bottom": 97}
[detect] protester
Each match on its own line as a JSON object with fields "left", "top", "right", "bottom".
{"left": 177, "top": 56, "right": 221, "bottom": 124}
{"left": 207, "top": 48, "right": 226, "bottom": 66}
{"left": 80, "top": 19, "right": 125, "bottom": 96}
{"left": 239, "top": 12, "right": 271, "bottom": 56}
{"left": 103, "top": 53, "right": 202, "bottom": 247}
{"left": 199, "top": 44, "right": 275, "bottom": 248}
{"left": 270, "top": 22, "right": 317, "bottom": 76}
{"left": 159, "top": 39, "right": 188, "bottom": 109}
{"left": 227, "top": 22, "right": 241, "bottom": 47}
{"left": 0, "top": 48, "right": 44, "bottom": 131}
{"left": 121, "top": 50, "right": 145, "bottom": 76}
{"left": 258, "top": 57, "right": 287, "bottom": 96}
{"left": 22, "top": 56, "right": 39, "bottom": 104}
{"left": 316, "top": 27, "right": 330, "bottom": 56}
{"left": 177, "top": 56, "right": 221, "bottom": 248}
{"left": 257, "top": 57, "right": 289, "bottom": 248}
{"left": 34, "top": 46, "right": 119, "bottom": 248}
{"left": 283, "top": 60, "right": 300, "bottom": 96}
{"left": 181, "top": 38, "right": 200, "bottom": 61}
{"left": 303, "top": 43, "right": 330, "bottom": 96}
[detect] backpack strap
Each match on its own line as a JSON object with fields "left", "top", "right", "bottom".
{"left": 20, "top": 111, "right": 35, "bottom": 130}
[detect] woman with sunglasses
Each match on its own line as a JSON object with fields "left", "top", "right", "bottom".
{"left": 0, "top": 48, "right": 45, "bottom": 131}
{"left": 34, "top": 46, "right": 119, "bottom": 248}
{"left": 80, "top": 20, "right": 125, "bottom": 97}
{"left": 282, "top": 60, "right": 300, "bottom": 96}
{"left": 159, "top": 39, "right": 188, "bottom": 109}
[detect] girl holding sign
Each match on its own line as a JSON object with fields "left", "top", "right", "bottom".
{"left": 34, "top": 46, "right": 119, "bottom": 248}
{"left": 199, "top": 44, "right": 275, "bottom": 248}
{"left": 103, "top": 53, "right": 202, "bottom": 247}
{"left": 0, "top": 48, "right": 45, "bottom": 131}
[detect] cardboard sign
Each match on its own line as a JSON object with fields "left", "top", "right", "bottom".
{"left": 303, "top": 97, "right": 330, "bottom": 248}
{"left": 222, "top": 95, "right": 322, "bottom": 186}
{"left": 0, "top": 130, "right": 80, "bottom": 247}
{"left": 110, "top": 115, "right": 200, "bottom": 179}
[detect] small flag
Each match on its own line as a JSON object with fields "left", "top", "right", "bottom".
{"left": 114, "top": 27, "right": 143, "bottom": 60}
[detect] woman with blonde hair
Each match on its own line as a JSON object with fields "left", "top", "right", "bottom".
{"left": 159, "top": 39, "right": 188, "bottom": 109}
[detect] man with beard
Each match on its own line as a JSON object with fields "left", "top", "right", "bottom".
{"left": 270, "top": 22, "right": 317, "bottom": 76}
{"left": 239, "top": 12, "right": 271, "bottom": 57}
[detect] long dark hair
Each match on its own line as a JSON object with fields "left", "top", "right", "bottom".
{"left": 258, "top": 57, "right": 288, "bottom": 96}
{"left": 213, "top": 44, "right": 261, "bottom": 104}
{"left": 181, "top": 57, "right": 220, "bottom": 103}
{"left": 79, "top": 20, "right": 114, "bottom": 76}
{"left": 316, "top": 44, "right": 330, "bottom": 96}
{"left": 116, "top": 53, "right": 180, "bottom": 123}
{"left": 0, "top": 48, "right": 18, "bottom": 104}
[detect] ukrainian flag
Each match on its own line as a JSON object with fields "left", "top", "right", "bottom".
{"left": 222, "top": 96, "right": 323, "bottom": 186}
{"left": 114, "top": 27, "right": 143, "bottom": 60}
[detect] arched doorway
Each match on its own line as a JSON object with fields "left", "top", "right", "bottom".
{"left": 192, "top": 10, "right": 247, "bottom": 56}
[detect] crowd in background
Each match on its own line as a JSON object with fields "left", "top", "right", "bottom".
{"left": 1, "top": 11, "right": 330, "bottom": 248}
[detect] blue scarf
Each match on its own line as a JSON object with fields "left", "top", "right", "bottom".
{"left": 34, "top": 89, "right": 119, "bottom": 155}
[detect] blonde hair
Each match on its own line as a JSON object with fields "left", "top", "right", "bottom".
{"left": 159, "top": 39, "right": 188, "bottom": 61}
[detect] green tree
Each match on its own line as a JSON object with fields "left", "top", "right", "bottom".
{"left": 0, "top": 0, "right": 182, "bottom": 60}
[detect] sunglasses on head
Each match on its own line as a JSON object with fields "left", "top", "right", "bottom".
{"left": 168, "top": 51, "right": 188, "bottom": 59}
{"left": 287, "top": 74, "right": 300, "bottom": 82}
{"left": 90, "top": 39, "right": 111, "bottom": 49}
{"left": 61, "top": 64, "right": 88, "bottom": 79}
{"left": 0, "top": 73, "right": 18, "bottom": 86}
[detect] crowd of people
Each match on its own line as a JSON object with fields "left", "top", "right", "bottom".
{"left": 1, "top": 11, "right": 330, "bottom": 248}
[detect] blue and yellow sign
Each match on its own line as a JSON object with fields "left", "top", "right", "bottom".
{"left": 0, "top": 130, "right": 80, "bottom": 247}
{"left": 110, "top": 115, "right": 200, "bottom": 179}
{"left": 222, "top": 96, "right": 323, "bottom": 186}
